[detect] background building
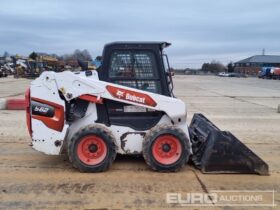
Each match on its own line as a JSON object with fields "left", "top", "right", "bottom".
{"left": 234, "top": 55, "right": 280, "bottom": 75}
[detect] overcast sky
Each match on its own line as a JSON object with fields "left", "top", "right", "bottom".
{"left": 1, "top": 0, "right": 280, "bottom": 68}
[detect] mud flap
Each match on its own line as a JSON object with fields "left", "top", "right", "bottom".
{"left": 189, "top": 113, "right": 269, "bottom": 175}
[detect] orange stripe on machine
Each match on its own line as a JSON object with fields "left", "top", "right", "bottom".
{"left": 79, "top": 94, "right": 103, "bottom": 104}
{"left": 106, "top": 85, "right": 157, "bottom": 107}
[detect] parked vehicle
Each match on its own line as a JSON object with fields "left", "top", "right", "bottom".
{"left": 258, "top": 67, "right": 280, "bottom": 79}
{"left": 271, "top": 67, "right": 280, "bottom": 80}
{"left": 228, "top": 72, "right": 242, "bottom": 77}
{"left": 258, "top": 67, "right": 272, "bottom": 79}
{"left": 2, "top": 63, "right": 15, "bottom": 75}
{"left": 0, "top": 68, "right": 8, "bottom": 77}
{"left": 218, "top": 72, "right": 243, "bottom": 77}
{"left": 218, "top": 72, "right": 229, "bottom": 77}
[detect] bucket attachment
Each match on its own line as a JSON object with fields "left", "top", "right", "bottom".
{"left": 189, "top": 114, "right": 269, "bottom": 175}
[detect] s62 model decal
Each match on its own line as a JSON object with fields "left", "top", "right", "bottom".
{"left": 31, "top": 97, "right": 65, "bottom": 132}
{"left": 31, "top": 101, "right": 55, "bottom": 117}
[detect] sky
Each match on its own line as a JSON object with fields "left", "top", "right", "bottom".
{"left": 0, "top": 0, "right": 280, "bottom": 68}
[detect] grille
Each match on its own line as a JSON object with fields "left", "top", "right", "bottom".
{"left": 109, "top": 51, "right": 156, "bottom": 79}
{"left": 109, "top": 51, "right": 161, "bottom": 94}
{"left": 115, "top": 80, "right": 137, "bottom": 89}
{"left": 134, "top": 53, "right": 155, "bottom": 78}
{"left": 137, "top": 80, "right": 160, "bottom": 93}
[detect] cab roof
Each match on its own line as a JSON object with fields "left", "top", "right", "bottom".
{"left": 104, "top": 41, "right": 171, "bottom": 50}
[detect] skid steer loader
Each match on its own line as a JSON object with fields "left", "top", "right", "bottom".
{"left": 25, "top": 42, "right": 268, "bottom": 175}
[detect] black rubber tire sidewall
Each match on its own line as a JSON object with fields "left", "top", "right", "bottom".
{"left": 143, "top": 125, "right": 190, "bottom": 172}
{"left": 68, "top": 125, "right": 117, "bottom": 172}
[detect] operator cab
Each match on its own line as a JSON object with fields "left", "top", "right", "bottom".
{"left": 99, "top": 42, "right": 173, "bottom": 96}
{"left": 97, "top": 42, "right": 174, "bottom": 130}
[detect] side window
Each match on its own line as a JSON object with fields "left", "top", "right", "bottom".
{"left": 109, "top": 51, "right": 161, "bottom": 94}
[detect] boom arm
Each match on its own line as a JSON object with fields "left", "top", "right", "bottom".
{"left": 40, "top": 71, "right": 187, "bottom": 124}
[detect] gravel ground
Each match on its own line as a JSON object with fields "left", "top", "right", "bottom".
{"left": 0, "top": 75, "right": 279, "bottom": 210}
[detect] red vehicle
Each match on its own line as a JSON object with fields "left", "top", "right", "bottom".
{"left": 271, "top": 68, "right": 280, "bottom": 79}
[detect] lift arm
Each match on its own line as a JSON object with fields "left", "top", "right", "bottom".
{"left": 38, "top": 71, "right": 187, "bottom": 124}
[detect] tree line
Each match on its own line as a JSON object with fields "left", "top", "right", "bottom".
{"left": 201, "top": 60, "right": 234, "bottom": 73}
{"left": 2, "top": 49, "right": 94, "bottom": 61}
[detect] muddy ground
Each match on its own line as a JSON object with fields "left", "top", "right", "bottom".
{"left": 0, "top": 75, "right": 279, "bottom": 209}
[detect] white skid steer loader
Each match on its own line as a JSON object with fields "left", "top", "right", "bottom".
{"left": 25, "top": 42, "right": 268, "bottom": 174}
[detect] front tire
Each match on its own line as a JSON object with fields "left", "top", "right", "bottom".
{"left": 67, "top": 125, "right": 117, "bottom": 172}
{"left": 143, "top": 125, "right": 191, "bottom": 172}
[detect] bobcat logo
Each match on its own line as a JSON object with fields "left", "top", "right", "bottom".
{"left": 116, "top": 90, "right": 125, "bottom": 98}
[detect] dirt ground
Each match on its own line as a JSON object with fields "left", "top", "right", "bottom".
{"left": 0, "top": 75, "right": 279, "bottom": 210}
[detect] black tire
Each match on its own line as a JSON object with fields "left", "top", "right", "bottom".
{"left": 67, "top": 125, "right": 117, "bottom": 172}
{"left": 143, "top": 124, "right": 191, "bottom": 172}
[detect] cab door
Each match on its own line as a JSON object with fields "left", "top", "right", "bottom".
{"left": 100, "top": 49, "right": 165, "bottom": 130}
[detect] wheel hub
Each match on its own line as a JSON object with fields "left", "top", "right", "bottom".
{"left": 88, "top": 144, "right": 98, "bottom": 153}
{"left": 162, "top": 143, "right": 171, "bottom": 152}
{"left": 152, "top": 134, "right": 182, "bottom": 165}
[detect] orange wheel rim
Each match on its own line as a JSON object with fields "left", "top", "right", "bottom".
{"left": 152, "top": 134, "right": 182, "bottom": 165}
{"left": 77, "top": 135, "right": 107, "bottom": 165}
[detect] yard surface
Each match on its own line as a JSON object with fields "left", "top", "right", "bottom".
{"left": 0, "top": 75, "right": 279, "bottom": 209}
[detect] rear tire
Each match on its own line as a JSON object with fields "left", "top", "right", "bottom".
{"left": 143, "top": 124, "right": 191, "bottom": 172}
{"left": 67, "top": 125, "right": 117, "bottom": 172}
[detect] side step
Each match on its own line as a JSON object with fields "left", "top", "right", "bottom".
{"left": 189, "top": 113, "right": 269, "bottom": 175}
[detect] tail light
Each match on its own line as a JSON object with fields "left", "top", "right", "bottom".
{"left": 25, "top": 88, "right": 32, "bottom": 137}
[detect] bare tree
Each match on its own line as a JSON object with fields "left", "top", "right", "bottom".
{"left": 201, "top": 60, "right": 226, "bottom": 73}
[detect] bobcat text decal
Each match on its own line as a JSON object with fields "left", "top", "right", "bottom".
{"left": 106, "top": 85, "right": 157, "bottom": 107}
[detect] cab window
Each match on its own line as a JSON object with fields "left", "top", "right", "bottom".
{"left": 109, "top": 51, "right": 161, "bottom": 94}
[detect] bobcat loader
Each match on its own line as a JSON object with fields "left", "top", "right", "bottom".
{"left": 25, "top": 42, "right": 268, "bottom": 174}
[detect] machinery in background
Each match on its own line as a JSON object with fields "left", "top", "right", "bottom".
{"left": 12, "top": 55, "right": 64, "bottom": 78}
{"left": 0, "top": 67, "right": 8, "bottom": 77}
{"left": 258, "top": 67, "right": 280, "bottom": 79}
{"left": 13, "top": 57, "right": 41, "bottom": 78}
